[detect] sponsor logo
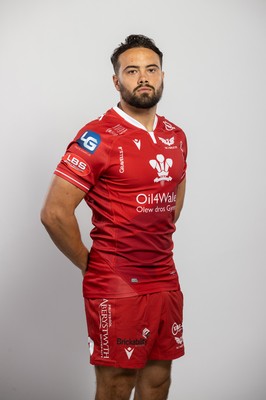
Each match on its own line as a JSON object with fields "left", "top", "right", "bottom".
{"left": 118, "top": 146, "right": 125, "bottom": 173}
{"left": 133, "top": 139, "right": 141, "bottom": 150}
{"left": 142, "top": 328, "right": 150, "bottom": 339}
{"left": 163, "top": 121, "right": 175, "bottom": 131}
{"left": 158, "top": 136, "right": 175, "bottom": 147}
{"left": 172, "top": 322, "right": 184, "bottom": 349}
{"left": 172, "top": 323, "right": 182, "bottom": 336}
{"left": 99, "top": 299, "right": 112, "bottom": 359}
{"left": 149, "top": 154, "right": 173, "bottom": 182}
{"left": 125, "top": 347, "right": 134, "bottom": 359}
{"left": 77, "top": 131, "right": 101, "bottom": 153}
{"left": 117, "top": 338, "right": 146, "bottom": 346}
{"left": 117, "top": 337, "right": 146, "bottom": 362}
{"left": 135, "top": 191, "right": 176, "bottom": 214}
{"left": 62, "top": 152, "right": 90, "bottom": 176}
{"left": 117, "top": 338, "right": 147, "bottom": 361}
{"left": 175, "top": 337, "right": 184, "bottom": 346}
{"left": 136, "top": 192, "right": 176, "bottom": 205}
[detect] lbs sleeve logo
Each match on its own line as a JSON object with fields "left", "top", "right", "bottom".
{"left": 77, "top": 131, "right": 101, "bottom": 153}
{"left": 62, "top": 152, "right": 90, "bottom": 176}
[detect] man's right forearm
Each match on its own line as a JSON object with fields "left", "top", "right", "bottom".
{"left": 41, "top": 211, "right": 89, "bottom": 275}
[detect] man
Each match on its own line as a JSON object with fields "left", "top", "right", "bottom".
{"left": 41, "top": 34, "right": 187, "bottom": 400}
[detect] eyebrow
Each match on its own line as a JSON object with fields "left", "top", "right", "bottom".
{"left": 123, "top": 64, "right": 160, "bottom": 71}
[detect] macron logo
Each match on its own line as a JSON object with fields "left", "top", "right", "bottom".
{"left": 133, "top": 139, "right": 141, "bottom": 150}
{"left": 149, "top": 154, "right": 173, "bottom": 182}
{"left": 125, "top": 347, "right": 134, "bottom": 359}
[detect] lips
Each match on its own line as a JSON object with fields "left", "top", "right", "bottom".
{"left": 135, "top": 85, "right": 154, "bottom": 93}
{"left": 138, "top": 87, "right": 152, "bottom": 91}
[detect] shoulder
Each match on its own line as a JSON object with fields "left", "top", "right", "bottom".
{"left": 73, "top": 108, "right": 123, "bottom": 148}
{"left": 75, "top": 108, "right": 117, "bottom": 136}
{"left": 157, "top": 115, "right": 187, "bottom": 138}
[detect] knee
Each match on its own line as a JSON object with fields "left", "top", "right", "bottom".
{"left": 95, "top": 366, "right": 137, "bottom": 400}
{"left": 138, "top": 373, "right": 171, "bottom": 392}
{"left": 134, "top": 375, "right": 171, "bottom": 400}
{"left": 134, "top": 361, "right": 172, "bottom": 399}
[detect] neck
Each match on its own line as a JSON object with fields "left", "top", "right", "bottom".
{"left": 118, "top": 100, "right": 157, "bottom": 132}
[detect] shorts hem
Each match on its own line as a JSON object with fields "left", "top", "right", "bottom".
{"left": 150, "top": 349, "right": 185, "bottom": 361}
{"left": 90, "top": 359, "right": 146, "bottom": 369}
{"left": 90, "top": 350, "right": 185, "bottom": 369}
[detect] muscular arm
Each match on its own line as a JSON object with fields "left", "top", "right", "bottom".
{"left": 174, "top": 178, "right": 186, "bottom": 223}
{"left": 40, "top": 175, "right": 89, "bottom": 275}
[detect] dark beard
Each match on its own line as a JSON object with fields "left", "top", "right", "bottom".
{"left": 119, "top": 82, "right": 163, "bottom": 109}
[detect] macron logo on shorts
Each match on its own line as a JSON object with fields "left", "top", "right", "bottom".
{"left": 77, "top": 131, "right": 101, "bottom": 153}
{"left": 125, "top": 347, "right": 134, "bottom": 359}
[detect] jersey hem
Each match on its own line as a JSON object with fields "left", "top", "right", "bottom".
{"left": 83, "top": 286, "right": 181, "bottom": 300}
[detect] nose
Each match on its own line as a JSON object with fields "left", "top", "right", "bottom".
{"left": 138, "top": 70, "right": 149, "bottom": 84}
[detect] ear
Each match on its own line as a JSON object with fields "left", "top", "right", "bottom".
{"left": 113, "top": 75, "right": 120, "bottom": 91}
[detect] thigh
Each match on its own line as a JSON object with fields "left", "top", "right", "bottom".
{"left": 95, "top": 366, "right": 137, "bottom": 400}
{"left": 134, "top": 360, "right": 172, "bottom": 400}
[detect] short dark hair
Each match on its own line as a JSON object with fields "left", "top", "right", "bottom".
{"left": 111, "top": 34, "right": 163, "bottom": 73}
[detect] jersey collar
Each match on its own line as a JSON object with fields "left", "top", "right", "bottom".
{"left": 113, "top": 106, "right": 158, "bottom": 133}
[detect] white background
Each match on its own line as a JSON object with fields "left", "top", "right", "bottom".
{"left": 1, "top": 0, "right": 266, "bottom": 399}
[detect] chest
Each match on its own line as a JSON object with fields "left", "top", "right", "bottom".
{"left": 104, "top": 130, "right": 185, "bottom": 190}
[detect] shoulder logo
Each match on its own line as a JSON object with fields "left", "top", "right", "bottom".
{"left": 163, "top": 121, "right": 175, "bottom": 131}
{"left": 133, "top": 139, "right": 141, "bottom": 150}
{"left": 77, "top": 131, "right": 101, "bottom": 153}
{"left": 149, "top": 154, "right": 173, "bottom": 182}
{"left": 62, "top": 152, "right": 90, "bottom": 176}
{"left": 158, "top": 136, "right": 175, "bottom": 146}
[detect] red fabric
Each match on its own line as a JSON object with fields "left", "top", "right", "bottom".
{"left": 54, "top": 107, "right": 187, "bottom": 298}
{"left": 84, "top": 291, "right": 185, "bottom": 368}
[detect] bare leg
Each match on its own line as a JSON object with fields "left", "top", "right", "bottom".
{"left": 133, "top": 360, "right": 172, "bottom": 400}
{"left": 95, "top": 365, "right": 137, "bottom": 400}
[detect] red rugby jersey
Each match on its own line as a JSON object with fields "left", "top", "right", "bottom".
{"left": 54, "top": 107, "right": 187, "bottom": 298}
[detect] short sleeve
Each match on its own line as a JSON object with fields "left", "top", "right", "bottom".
{"left": 54, "top": 126, "right": 110, "bottom": 193}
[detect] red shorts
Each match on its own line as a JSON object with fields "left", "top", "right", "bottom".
{"left": 84, "top": 290, "right": 184, "bottom": 369}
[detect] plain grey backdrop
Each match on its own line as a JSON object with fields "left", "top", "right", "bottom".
{"left": 1, "top": 0, "right": 266, "bottom": 399}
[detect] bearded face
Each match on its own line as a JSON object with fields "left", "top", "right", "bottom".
{"left": 114, "top": 48, "right": 165, "bottom": 110}
{"left": 119, "top": 81, "right": 164, "bottom": 109}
